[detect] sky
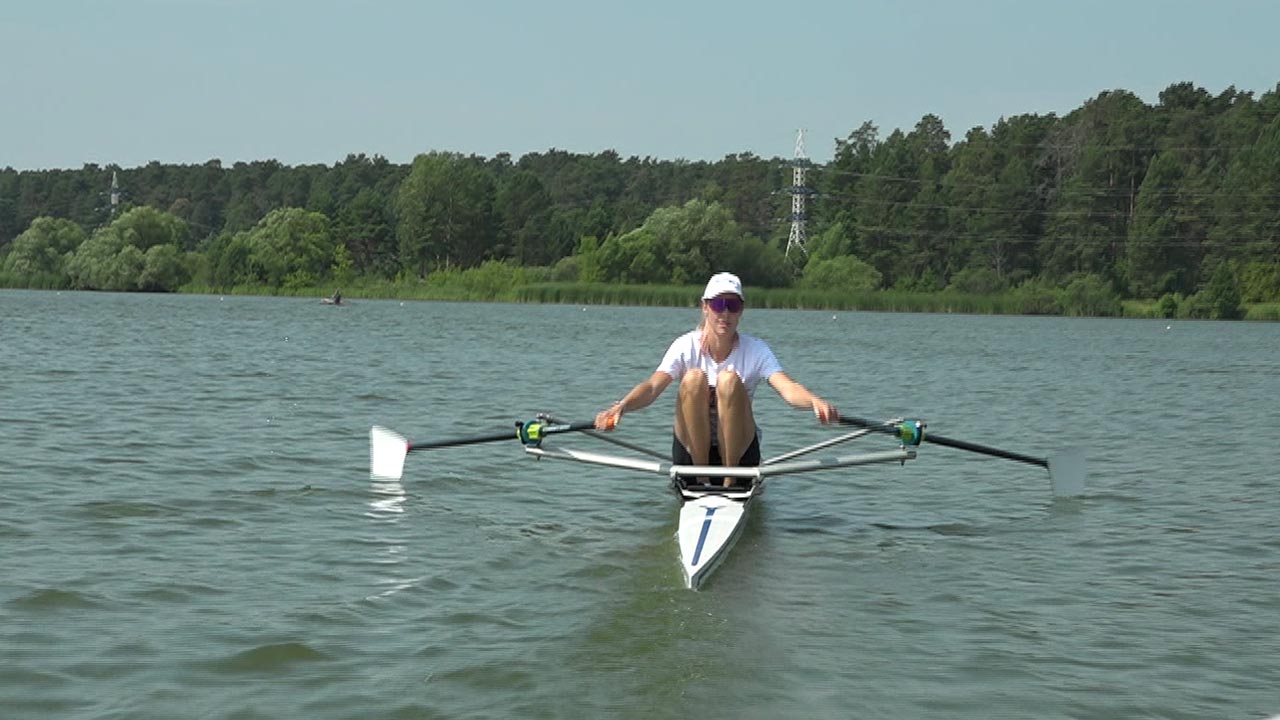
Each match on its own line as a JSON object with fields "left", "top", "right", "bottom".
{"left": 2, "top": 0, "right": 1277, "bottom": 170}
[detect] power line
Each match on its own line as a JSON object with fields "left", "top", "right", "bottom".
{"left": 815, "top": 168, "right": 1280, "bottom": 201}
{"left": 836, "top": 222, "right": 1279, "bottom": 248}
{"left": 814, "top": 192, "right": 1280, "bottom": 220}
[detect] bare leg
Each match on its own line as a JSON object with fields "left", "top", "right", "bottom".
{"left": 715, "top": 370, "right": 756, "bottom": 487}
{"left": 674, "top": 369, "right": 710, "bottom": 468}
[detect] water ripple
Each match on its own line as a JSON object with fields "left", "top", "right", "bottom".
{"left": 202, "top": 642, "right": 331, "bottom": 674}
{"left": 5, "top": 588, "right": 104, "bottom": 611}
{"left": 3, "top": 292, "right": 1280, "bottom": 719}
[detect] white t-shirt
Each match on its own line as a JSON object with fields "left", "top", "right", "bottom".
{"left": 656, "top": 330, "right": 783, "bottom": 442}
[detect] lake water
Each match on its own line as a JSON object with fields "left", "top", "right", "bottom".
{"left": 3, "top": 289, "right": 1279, "bottom": 719}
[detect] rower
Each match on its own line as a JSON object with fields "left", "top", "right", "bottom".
{"left": 594, "top": 272, "right": 840, "bottom": 487}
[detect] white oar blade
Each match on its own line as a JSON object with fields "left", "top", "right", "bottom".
{"left": 1048, "top": 448, "right": 1086, "bottom": 497}
{"left": 370, "top": 426, "right": 409, "bottom": 480}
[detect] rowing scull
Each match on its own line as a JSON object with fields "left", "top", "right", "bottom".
{"left": 369, "top": 414, "right": 1084, "bottom": 590}
{"left": 522, "top": 421, "right": 916, "bottom": 589}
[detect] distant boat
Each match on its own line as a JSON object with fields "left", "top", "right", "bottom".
{"left": 320, "top": 297, "right": 346, "bottom": 306}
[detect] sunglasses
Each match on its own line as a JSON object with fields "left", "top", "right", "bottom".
{"left": 706, "top": 297, "right": 744, "bottom": 314}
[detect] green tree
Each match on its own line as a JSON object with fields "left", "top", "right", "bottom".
{"left": 946, "top": 266, "right": 1005, "bottom": 294}
{"left": 803, "top": 221, "right": 856, "bottom": 265}
{"left": 62, "top": 207, "right": 191, "bottom": 291}
{"left": 111, "top": 205, "right": 191, "bottom": 251}
{"left": 3, "top": 216, "right": 86, "bottom": 278}
{"left": 700, "top": 152, "right": 780, "bottom": 240}
{"left": 575, "top": 235, "right": 603, "bottom": 283}
{"left": 817, "top": 121, "right": 878, "bottom": 248}
{"left": 1202, "top": 262, "right": 1243, "bottom": 319}
{"left": 494, "top": 170, "right": 552, "bottom": 264}
{"left": 1209, "top": 114, "right": 1280, "bottom": 271}
{"left": 596, "top": 228, "right": 664, "bottom": 283}
{"left": 396, "top": 152, "right": 495, "bottom": 276}
{"left": 334, "top": 187, "right": 394, "bottom": 276}
{"left": 592, "top": 199, "right": 790, "bottom": 288}
{"left": 799, "top": 255, "right": 882, "bottom": 291}
{"left": 139, "top": 244, "right": 189, "bottom": 291}
{"left": 899, "top": 115, "right": 953, "bottom": 286}
{"left": 843, "top": 127, "right": 920, "bottom": 287}
{"left": 1058, "top": 274, "right": 1122, "bottom": 317}
{"left": 65, "top": 229, "right": 142, "bottom": 290}
{"left": 1041, "top": 91, "right": 1154, "bottom": 286}
{"left": 1239, "top": 261, "right": 1280, "bottom": 303}
{"left": 1126, "top": 152, "right": 1200, "bottom": 296}
{"left": 1010, "top": 278, "right": 1061, "bottom": 315}
{"left": 942, "top": 115, "right": 1049, "bottom": 286}
{"left": 331, "top": 242, "right": 355, "bottom": 285}
{"left": 943, "top": 126, "right": 1002, "bottom": 278}
{"left": 206, "top": 232, "right": 255, "bottom": 287}
{"left": 1041, "top": 171, "right": 1117, "bottom": 282}
{"left": 598, "top": 200, "right": 749, "bottom": 284}
{"left": 242, "top": 207, "right": 334, "bottom": 287}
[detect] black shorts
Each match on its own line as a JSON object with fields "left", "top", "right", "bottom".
{"left": 671, "top": 433, "right": 761, "bottom": 467}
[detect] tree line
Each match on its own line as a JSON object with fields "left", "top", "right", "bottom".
{"left": 2, "top": 81, "right": 1278, "bottom": 318}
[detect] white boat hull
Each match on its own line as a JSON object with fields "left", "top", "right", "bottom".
{"left": 519, "top": 430, "right": 916, "bottom": 590}
{"left": 676, "top": 484, "right": 758, "bottom": 590}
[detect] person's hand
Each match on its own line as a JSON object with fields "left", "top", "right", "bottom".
{"left": 812, "top": 398, "right": 839, "bottom": 424}
{"left": 595, "top": 403, "right": 623, "bottom": 431}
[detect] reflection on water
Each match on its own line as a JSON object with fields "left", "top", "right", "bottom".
{"left": 364, "top": 479, "right": 415, "bottom": 599}
{"left": 365, "top": 479, "right": 406, "bottom": 520}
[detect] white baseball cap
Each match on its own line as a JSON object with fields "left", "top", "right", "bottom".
{"left": 701, "top": 272, "right": 744, "bottom": 300}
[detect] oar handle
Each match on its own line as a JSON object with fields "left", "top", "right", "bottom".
{"left": 837, "top": 416, "right": 1048, "bottom": 469}
{"left": 837, "top": 415, "right": 921, "bottom": 442}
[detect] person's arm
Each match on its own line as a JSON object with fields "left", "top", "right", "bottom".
{"left": 767, "top": 371, "right": 839, "bottom": 424}
{"left": 595, "top": 371, "right": 674, "bottom": 430}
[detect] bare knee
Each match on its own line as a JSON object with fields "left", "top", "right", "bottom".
{"left": 680, "top": 369, "right": 709, "bottom": 397}
{"left": 716, "top": 370, "right": 744, "bottom": 399}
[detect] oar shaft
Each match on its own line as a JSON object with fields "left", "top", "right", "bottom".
{"left": 919, "top": 432, "right": 1048, "bottom": 469}
{"left": 407, "top": 420, "right": 597, "bottom": 453}
{"left": 837, "top": 416, "right": 1048, "bottom": 469}
{"left": 408, "top": 428, "right": 519, "bottom": 452}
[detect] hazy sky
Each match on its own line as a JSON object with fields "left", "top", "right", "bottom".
{"left": 3, "top": 0, "right": 1276, "bottom": 170}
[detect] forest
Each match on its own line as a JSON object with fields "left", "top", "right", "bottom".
{"left": 2, "top": 81, "right": 1278, "bottom": 319}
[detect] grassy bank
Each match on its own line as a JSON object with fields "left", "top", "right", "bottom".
{"left": 172, "top": 279, "right": 1280, "bottom": 320}
{"left": 517, "top": 283, "right": 1039, "bottom": 314}
{"left": 188, "top": 281, "right": 1057, "bottom": 314}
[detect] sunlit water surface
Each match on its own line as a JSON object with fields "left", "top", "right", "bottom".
{"left": 3, "top": 290, "right": 1278, "bottom": 719}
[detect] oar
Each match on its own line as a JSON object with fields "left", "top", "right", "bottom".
{"left": 837, "top": 415, "right": 1086, "bottom": 497}
{"left": 369, "top": 418, "right": 606, "bottom": 480}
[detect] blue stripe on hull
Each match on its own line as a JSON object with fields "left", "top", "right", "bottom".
{"left": 690, "top": 507, "right": 717, "bottom": 566}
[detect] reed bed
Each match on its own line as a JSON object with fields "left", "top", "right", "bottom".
{"left": 159, "top": 278, "right": 1280, "bottom": 321}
